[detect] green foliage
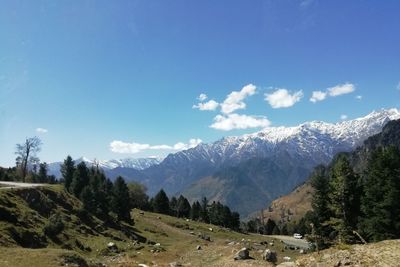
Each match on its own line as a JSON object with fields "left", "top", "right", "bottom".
{"left": 43, "top": 213, "right": 65, "bottom": 237}
{"left": 61, "top": 156, "right": 75, "bottom": 191}
{"left": 70, "top": 162, "right": 89, "bottom": 197}
{"left": 128, "top": 182, "right": 149, "bottom": 210}
{"left": 308, "top": 144, "right": 400, "bottom": 245}
{"left": 111, "top": 176, "right": 132, "bottom": 222}
{"left": 360, "top": 146, "right": 400, "bottom": 241}
{"left": 190, "top": 201, "right": 201, "bottom": 220}
{"left": 152, "top": 189, "right": 170, "bottom": 215}
{"left": 328, "top": 154, "right": 360, "bottom": 243}
{"left": 176, "top": 195, "right": 191, "bottom": 218}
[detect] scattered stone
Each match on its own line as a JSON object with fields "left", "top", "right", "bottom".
{"left": 283, "top": 256, "right": 291, "bottom": 261}
{"left": 169, "top": 262, "right": 182, "bottom": 267}
{"left": 157, "top": 216, "right": 162, "bottom": 219}
{"left": 138, "top": 264, "right": 149, "bottom": 267}
{"left": 277, "top": 262, "right": 296, "bottom": 267}
{"left": 196, "top": 245, "right": 202, "bottom": 250}
{"left": 107, "top": 242, "right": 119, "bottom": 253}
{"left": 208, "top": 227, "right": 213, "bottom": 232}
{"left": 262, "top": 249, "right": 277, "bottom": 263}
{"left": 198, "top": 233, "right": 211, "bottom": 241}
{"left": 234, "top": 247, "right": 251, "bottom": 260}
{"left": 155, "top": 243, "right": 161, "bottom": 247}
{"left": 189, "top": 231, "right": 195, "bottom": 235}
{"left": 139, "top": 211, "right": 144, "bottom": 215}
{"left": 227, "top": 241, "right": 236, "bottom": 246}
{"left": 299, "top": 249, "right": 305, "bottom": 254}
{"left": 269, "top": 242, "right": 274, "bottom": 246}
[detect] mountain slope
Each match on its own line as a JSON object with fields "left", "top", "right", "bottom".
{"left": 260, "top": 118, "right": 400, "bottom": 224}
{"left": 143, "top": 109, "right": 400, "bottom": 198}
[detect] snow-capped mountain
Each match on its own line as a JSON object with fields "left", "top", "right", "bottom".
{"left": 140, "top": 108, "right": 400, "bottom": 214}
{"left": 48, "top": 157, "right": 162, "bottom": 178}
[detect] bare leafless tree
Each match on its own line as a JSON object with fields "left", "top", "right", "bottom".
{"left": 15, "top": 136, "right": 42, "bottom": 182}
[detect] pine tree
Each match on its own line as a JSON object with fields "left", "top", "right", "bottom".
{"left": 80, "top": 186, "right": 95, "bottom": 211}
{"left": 169, "top": 197, "right": 178, "bottom": 217}
{"left": 61, "top": 156, "right": 75, "bottom": 192}
{"left": 200, "top": 197, "right": 209, "bottom": 222}
{"left": 70, "top": 162, "right": 89, "bottom": 197}
{"left": 111, "top": 176, "right": 132, "bottom": 222}
{"left": 329, "top": 154, "right": 360, "bottom": 243}
{"left": 361, "top": 146, "right": 400, "bottom": 241}
{"left": 177, "top": 195, "right": 191, "bottom": 218}
{"left": 153, "top": 189, "right": 170, "bottom": 215}
{"left": 190, "top": 201, "right": 201, "bottom": 220}
{"left": 37, "top": 162, "right": 48, "bottom": 183}
{"left": 310, "top": 165, "right": 333, "bottom": 245}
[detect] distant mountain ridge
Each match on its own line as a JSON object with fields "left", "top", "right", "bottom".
{"left": 142, "top": 108, "right": 400, "bottom": 193}
{"left": 48, "top": 157, "right": 162, "bottom": 178}
{"left": 47, "top": 109, "right": 400, "bottom": 216}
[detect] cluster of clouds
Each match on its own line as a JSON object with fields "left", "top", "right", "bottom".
{"left": 309, "top": 83, "right": 355, "bottom": 103}
{"left": 193, "top": 82, "right": 359, "bottom": 131}
{"left": 110, "top": 138, "right": 202, "bottom": 154}
{"left": 193, "top": 84, "right": 271, "bottom": 131}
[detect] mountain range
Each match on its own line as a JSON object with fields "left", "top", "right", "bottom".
{"left": 48, "top": 108, "right": 400, "bottom": 217}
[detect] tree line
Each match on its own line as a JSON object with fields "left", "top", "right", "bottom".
{"left": 309, "top": 146, "right": 400, "bottom": 247}
{"left": 149, "top": 189, "right": 241, "bottom": 230}
{"left": 60, "top": 156, "right": 241, "bottom": 230}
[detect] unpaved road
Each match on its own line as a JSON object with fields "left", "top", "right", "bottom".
{"left": 0, "top": 181, "right": 46, "bottom": 190}
{"left": 269, "top": 235, "right": 311, "bottom": 250}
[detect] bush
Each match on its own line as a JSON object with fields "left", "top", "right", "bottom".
{"left": 44, "top": 213, "right": 65, "bottom": 236}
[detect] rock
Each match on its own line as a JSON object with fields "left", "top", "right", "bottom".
{"left": 198, "top": 233, "right": 211, "bottom": 241}
{"left": 107, "top": 242, "right": 119, "bottom": 253}
{"left": 138, "top": 264, "right": 149, "bottom": 267}
{"left": 196, "top": 245, "right": 202, "bottom": 250}
{"left": 227, "top": 241, "right": 235, "bottom": 246}
{"left": 169, "top": 262, "right": 182, "bottom": 267}
{"left": 277, "top": 262, "right": 296, "bottom": 267}
{"left": 262, "top": 249, "right": 277, "bottom": 263}
{"left": 155, "top": 243, "right": 161, "bottom": 246}
{"left": 139, "top": 211, "right": 144, "bottom": 215}
{"left": 189, "top": 231, "right": 195, "bottom": 235}
{"left": 299, "top": 249, "right": 305, "bottom": 254}
{"left": 208, "top": 228, "right": 213, "bottom": 232}
{"left": 234, "top": 247, "right": 250, "bottom": 260}
{"left": 283, "top": 256, "right": 291, "bottom": 261}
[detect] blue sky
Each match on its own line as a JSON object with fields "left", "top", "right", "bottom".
{"left": 1, "top": 0, "right": 399, "bottom": 166}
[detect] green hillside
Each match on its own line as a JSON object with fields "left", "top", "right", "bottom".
{"left": 0, "top": 185, "right": 301, "bottom": 267}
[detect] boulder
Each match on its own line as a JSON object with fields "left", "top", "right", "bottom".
{"left": 262, "top": 249, "right": 277, "bottom": 263}
{"left": 234, "top": 247, "right": 250, "bottom": 260}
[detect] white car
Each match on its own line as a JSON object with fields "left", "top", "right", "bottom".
{"left": 293, "top": 233, "right": 302, "bottom": 239}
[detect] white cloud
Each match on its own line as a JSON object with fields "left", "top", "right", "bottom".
{"left": 220, "top": 84, "right": 256, "bottom": 114}
{"left": 210, "top": 113, "right": 270, "bottom": 131}
{"left": 265, "top": 89, "right": 303, "bottom": 108}
{"left": 110, "top": 139, "right": 202, "bottom": 154}
{"left": 192, "top": 100, "right": 219, "bottom": 111}
{"left": 198, "top": 93, "right": 208, "bottom": 101}
{"left": 310, "top": 91, "right": 327, "bottom": 103}
{"left": 355, "top": 95, "right": 362, "bottom": 100}
{"left": 340, "top": 114, "right": 348, "bottom": 120}
{"left": 36, "top": 128, "right": 48, "bottom": 133}
{"left": 327, "top": 83, "right": 355, "bottom": 97}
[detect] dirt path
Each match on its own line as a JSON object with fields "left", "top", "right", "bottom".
{"left": 0, "top": 181, "right": 46, "bottom": 190}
